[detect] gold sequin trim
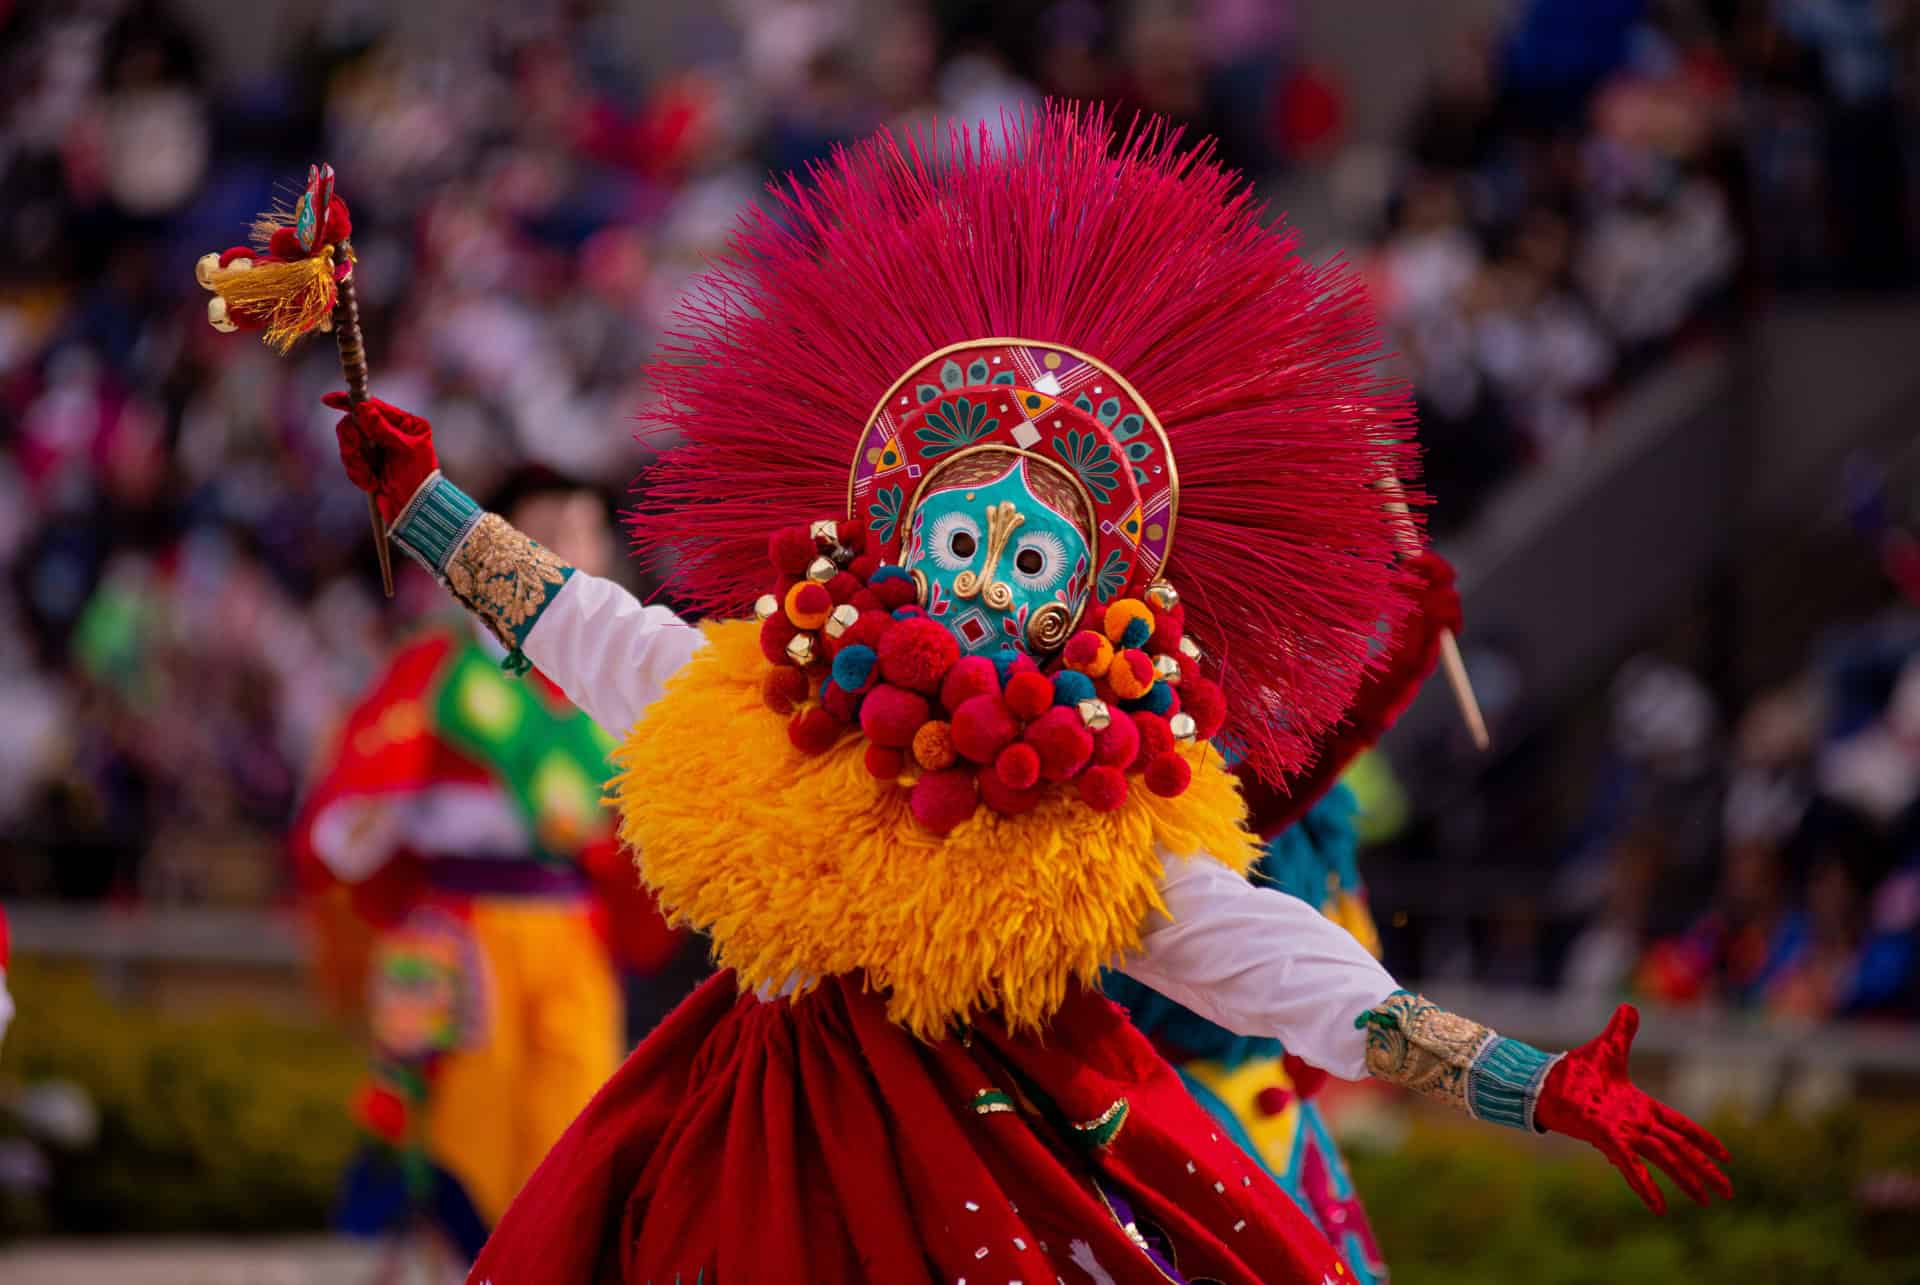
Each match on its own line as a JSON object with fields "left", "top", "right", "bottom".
{"left": 1070, "top": 1096, "right": 1130, "bottom": 1148}
{"left": 971, "top": 1089, "right": 1016, "bottom": 1115}
{"left": 1361, "top": 991, "right": 1494, "bottom": 1114}
{"left": 444, "top": 514, "right": 568, "bottom": 649}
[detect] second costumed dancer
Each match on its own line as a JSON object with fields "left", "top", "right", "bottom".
{"left": 316, "top": 107, "right": 1729, "bottom": 1283}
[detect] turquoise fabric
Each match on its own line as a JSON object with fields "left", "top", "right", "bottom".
{"left": 390, "top": 472, "right": 483, "bottom": 576}
{"left": 902, "top": 459, "right": 1090, "bottom": 657}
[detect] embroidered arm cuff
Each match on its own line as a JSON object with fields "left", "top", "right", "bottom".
{"left": 1359, "top": 990, "right": 1561, "bottom": 1132}
{"left": 390, "top": 472, "right": 574, "bottom": 653}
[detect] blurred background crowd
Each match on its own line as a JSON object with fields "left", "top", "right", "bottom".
{"left": 1, "top": 0, "right": 1919, "bottom": 1276}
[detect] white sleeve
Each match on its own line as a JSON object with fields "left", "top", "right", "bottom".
{"left": 1114, "top": 852, "right": 1400, "bottom": 1080}
{"left": 521, "top": 573, "right": 707, "bottom": 738}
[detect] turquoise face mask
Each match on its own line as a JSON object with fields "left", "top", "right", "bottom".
{"left": 903, "top": 458, "right": 1090, "bottom": 656}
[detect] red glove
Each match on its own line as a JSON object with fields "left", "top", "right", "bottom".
{"left": 1535, "top": 1004, "right": 1733, "bottom": 1214}
{"left": 323, "top": 393, "right": 440, "bottom": 525}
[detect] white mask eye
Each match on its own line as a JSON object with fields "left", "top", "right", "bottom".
{"left": 929, "top": 511, "right": 982, "bottom": 572}
{"left": 1008, "top": 529, "right": 1067, "bottom": 591}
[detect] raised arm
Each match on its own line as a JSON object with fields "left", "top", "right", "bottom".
{"left": 328, "top": 394, "right": 703, "bottom": 736}
{"left": 1118, "top": 854, "right": 1732, "bottom": 1214}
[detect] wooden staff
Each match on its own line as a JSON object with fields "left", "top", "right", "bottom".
{"left": 330, "top": 261, "right": 394, "bottom": 597}
{"left": 1384, "top": 478, "right": 1490, "bottom": 751}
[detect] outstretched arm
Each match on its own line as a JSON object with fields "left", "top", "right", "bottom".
{"left": 1119, "top": 854, "right": 1731, "bottom": 1213}
{"left": 329, "top": 394, "right": 703, "bottom": 736}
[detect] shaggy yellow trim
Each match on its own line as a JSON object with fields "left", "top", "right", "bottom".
{"left": 611, "top": 619, "right": 1258, "bottom": 1038}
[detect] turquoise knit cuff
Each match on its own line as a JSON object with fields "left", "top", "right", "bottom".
{"left": 389, "top": 471, "right": 482, "bottom": 575}
{"left": 1468, "top": 1036, "right": 1562, "bottom": 1132}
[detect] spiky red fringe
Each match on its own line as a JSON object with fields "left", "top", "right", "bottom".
{"left": 630, "top": 104, "right": 1424, "bottom": 784}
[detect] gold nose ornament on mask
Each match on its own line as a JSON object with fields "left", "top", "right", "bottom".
{"left": 951, "top": 500, "right": 1025, "bottom": 612}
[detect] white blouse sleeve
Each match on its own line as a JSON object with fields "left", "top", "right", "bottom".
{"left": 522, "top": 573, "right": 707, "bottom": 738}
{"left": 1114, "top": 852, "right": 1400, "bottom": 1080}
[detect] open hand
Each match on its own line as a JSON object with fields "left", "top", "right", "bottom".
{"left": 323, "top": 393, "right": 439, "bottom": 525}
{"left": 1535, "top": 1003, "right": 1732, "bottom": 1214}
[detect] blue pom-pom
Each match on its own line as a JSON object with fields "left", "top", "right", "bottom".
{"left": 1052, "top": 670, "right": 1097, "bottom": 707}
{"left": 1118, "top": 616, "right": 1153, "bottom": 649}
{"left": 832, "top": 644, "right": 877, "bottom": 692}
{"left": 869, "top": 565, "right": 911, "bottom": 585}
{"left": 892, "top": 606, "right": 927, "bottom": 621}
{"left": 990, "top": 651, "right": 1023, "bottom": 683}
{"left": 1122, "top": 681, "right": 1175, "bottom": 716}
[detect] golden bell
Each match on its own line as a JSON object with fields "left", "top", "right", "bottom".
{"left": 1077, "top": 699, "right": 1112, "bottom": 731}
{"left": 1146, "top": 581, "right": 1180, "bottom": 612}
{"left": 1153, "top": 654, "right": 1182, "bottom": 685}
{"left": 195, "top": 253, "right": 222, "bottom": 291}
{"left": 1169, "top": 712, "right": 1198, "bottom": 744}
{"left": 207, "top": 296, "right": 238, "bottom": 334}
{"left": 810, "top": 519, "right": 839, "bottom": 544}
{"left": 1178, "top": 636, "right": 1202, "bottom": 661}
{"left": 754, "top": 593, "right": 780, "bottom": 622}
{"left": 786, "top": 633, "right": 818, "bottom": 666}
{"left": 824, "top": 603, "right": 860, "bottom": 638}
{"left": 806, "top": 555, "right": 838, "bottom": 583}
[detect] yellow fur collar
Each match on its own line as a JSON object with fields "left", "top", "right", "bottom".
{"left": 610, "top": 619, "right": 1258, "bottom": 1037}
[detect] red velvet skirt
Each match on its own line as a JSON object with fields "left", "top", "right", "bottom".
{"left": 468, "top": 971, "right": 1347, "bottom": 1284}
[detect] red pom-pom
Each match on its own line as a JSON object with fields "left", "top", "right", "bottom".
{"left": 1182, "top": 677, "right": 1228, "bottom": 739}
{"left": 951, "top": 694, "right": 1019, "bottom": 763}
{"left": 826, "top": 571, "right": 863, "bottom": 605}
{"left": 844, "top": 610, "right": 893, "bottom": 652}
{"left": 1254, "top": 1085, "right": 1294, "bottom": 1117}
{"left": 1108, "top": 649, "right": 1155, "bottom": 700}
{"left": 910, "top": 768, "right": 979, "bottom": 836}
{"left": 1144, "top": 752, "right": 1192, "bottom": 797}
{"left": 873, "top": 576, "right": 918, "bottom": 610}
{"left": 995, "top": 742, "right": 1042, "bottom": 791}
{"left": 761, "top": 665, "right": 811, "bottom": 714}
{"left": 940, "top": 655, "right": 1001, "bottom": 713}
{"left": 865, "top": 743, "right": 906, "bottom": 780}
{"left": 759, "top": 613, "right": 800, "bottom": 663}
{"left": 979, "top": 768, "right": 1044, "bottom": 817}
{"left": 1132, "top": 712, "right": 1175, "bottom": 763}
{"left": 879, "top": 617, "right": 959, "bottom": 693}
{"left": 770, "top": 527, "right": 815, "bottom": 576}
{"left": 860, "top": 683, "right": 931, "bottom": 748}
{"left": 1092, "top": 713, "right": 1142, "bottom": 769}
{"left": 788, "top": 708, "right": 842, "bottom": 755}
{"left": 1003, "top": 671, "right": 1054, "bottom": 722}
{"left": 820, "top": 681, "right": 863, "bottom": 723}
{"left": 1175, "top": 652, "right": 1203, "bottom": 685}
{"left": 1078, "top": 765, "right": 1130, "bottom": 812}
{"left": 849, "top": 555, "right": 880, "bottom": 583}
{"left": 851, "top": 589, "right": 884, "bottom": 613}
{"left": 1150, "top": 603, "right": 1185, "bottom": 654}
{"left": 1026, "top": 706, "right": 1095, "bottom": 782}
{"left": 1282, "top": 1054, "right": 1330, "bottom": 1099}
{"left": 1084, "top": 601, "right": 1108, "bottom": 636}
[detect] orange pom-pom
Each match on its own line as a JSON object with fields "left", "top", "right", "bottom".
{"left": 913, "top": 719, "right": 957, "bottom": 770}
{"left": 1003, "top": 670, "right": 1054, "bottom": 722}
{"left": 1107, "top": 649, "right": 1155, "bottom": 700}
{"left": 1063, "top": 631, "right": 1114, "bottom": 678}
{"left": 785, "top": 581, "right": 832, "bottom": 630}
{"left": 1103, "top": 597, "right": 1155, "bottom": 645}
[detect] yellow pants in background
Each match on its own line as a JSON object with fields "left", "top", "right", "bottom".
{"left": 426, "top": 897, "right": 621, "bottom": 1225}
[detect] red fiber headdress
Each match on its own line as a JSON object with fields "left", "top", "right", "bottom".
{"left": 631, "top": 104, "right": 1424, "bottom": 784}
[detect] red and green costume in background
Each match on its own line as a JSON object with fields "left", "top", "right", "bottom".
{"left": 294, "top": 627, "right": 679, "bottom": 1250}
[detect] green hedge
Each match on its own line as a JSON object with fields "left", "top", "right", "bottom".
{"left": 0, "top": 963, "right": 363, "bottom": 1236}
{"left": 4, "top": 962, "right": 1919, "bottom": 1284}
